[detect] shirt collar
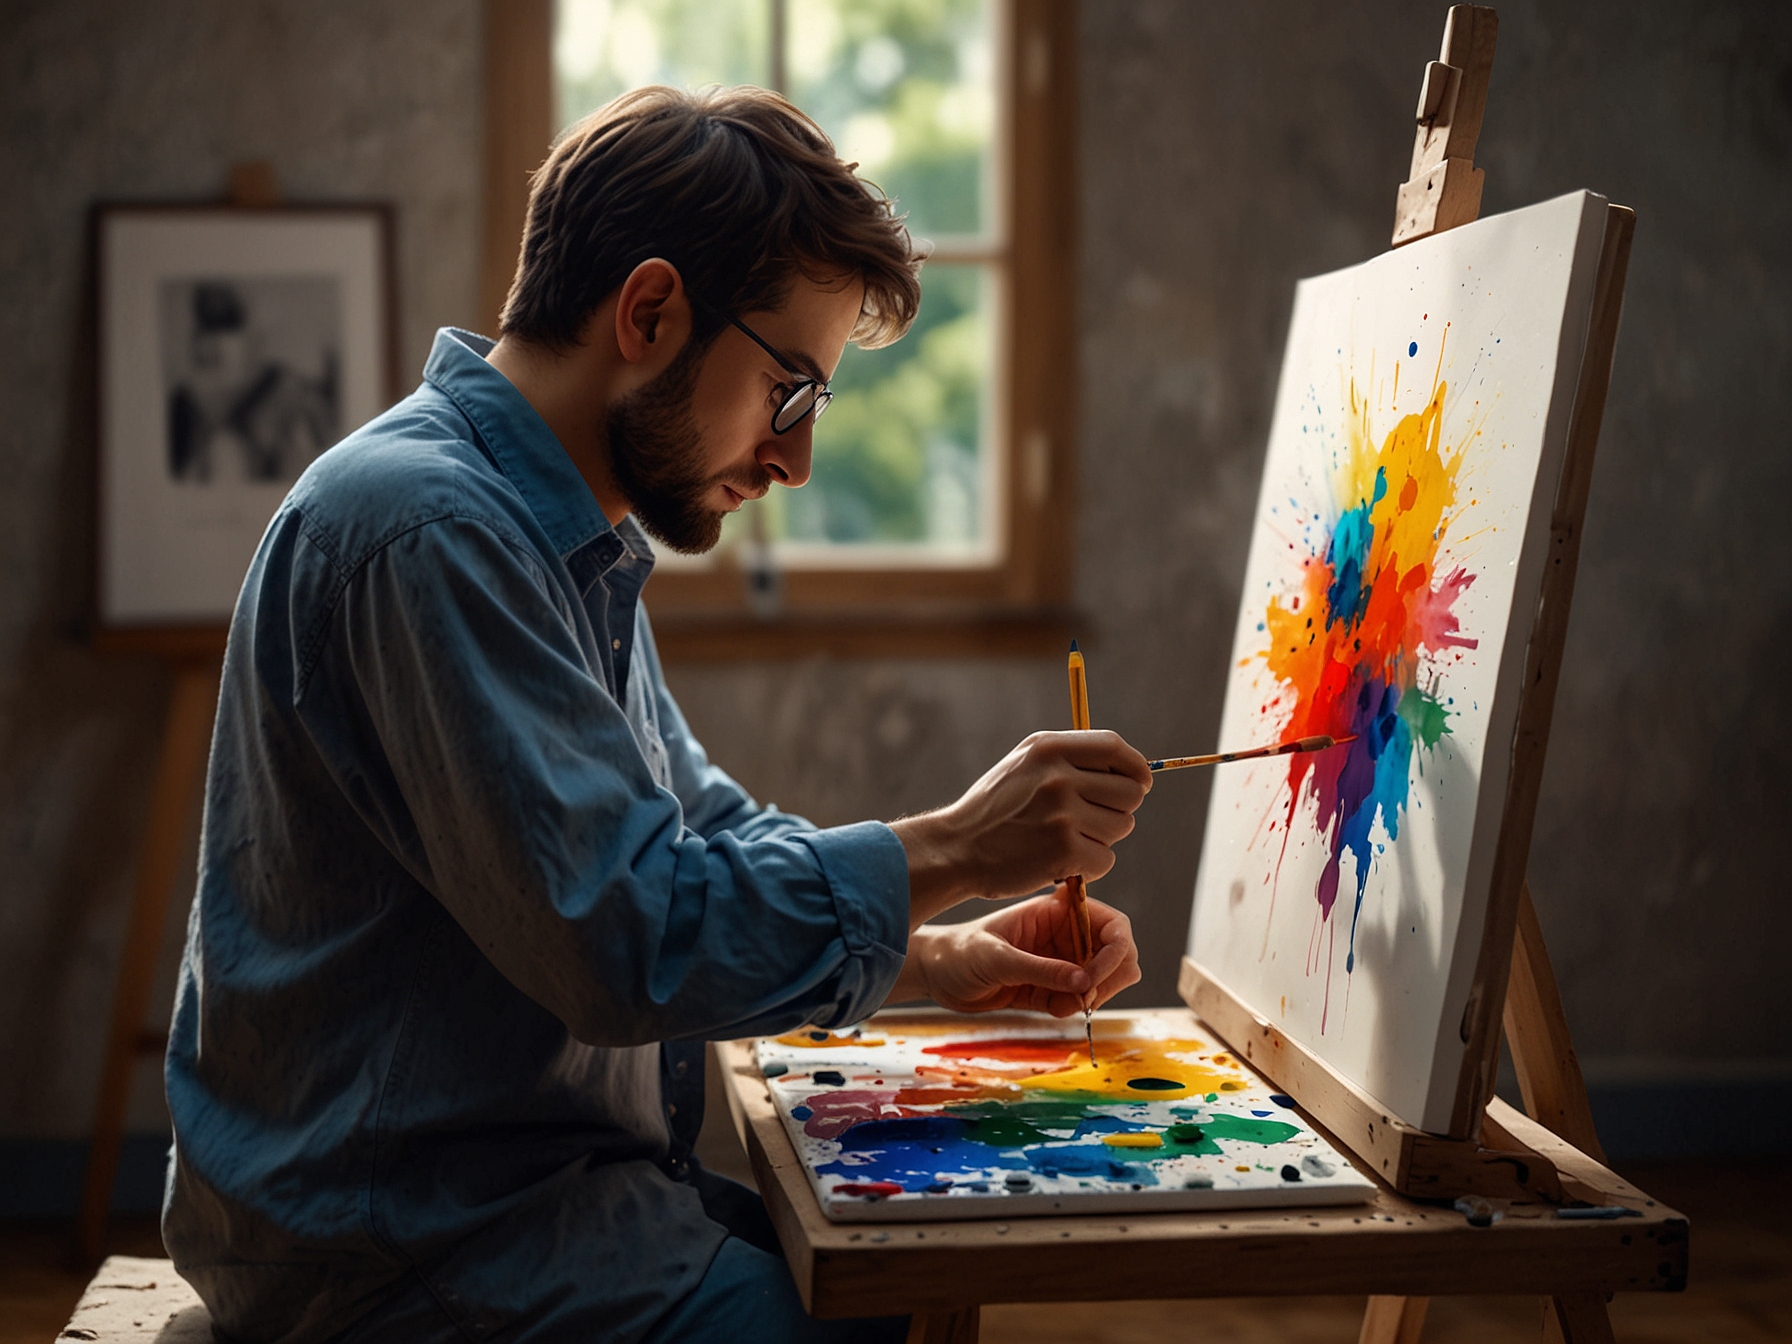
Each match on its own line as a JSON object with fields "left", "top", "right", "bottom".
{"left": 423, "top": 328, "right": 653, "bottom": 573}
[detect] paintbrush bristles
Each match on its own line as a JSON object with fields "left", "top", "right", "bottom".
{"left": 1148, "top": 732, "right": 1357, "bottom": 773}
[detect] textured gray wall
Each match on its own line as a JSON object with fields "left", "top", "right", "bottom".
{"left": 2, "top": 0, "right": 1787, "bottom": 1148}
{"left": 0, "top": 0, "right": 482, "bottom": 1138}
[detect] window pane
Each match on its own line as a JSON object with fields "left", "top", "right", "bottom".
{"left": 556, "top": 0, "right": 769, "bottom": 129}
{"left": 750, "top": 262, "right": 992, "bottom": 551}
{"left": 786, "top": 0, "right": 995, "bottom": 240}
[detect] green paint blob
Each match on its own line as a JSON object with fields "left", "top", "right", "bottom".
{"left": 1200, "top": 1112, "right": 1301, "bottom": 1146}
{"left": 1397, "top": 684, "right": 1451, "bottom": 748}
{"left": 945, "top": 1100, "right": 1093, "bottom": 1125}
{"left": 963, "top": 1115, "right": 1055, "bottom": 1148}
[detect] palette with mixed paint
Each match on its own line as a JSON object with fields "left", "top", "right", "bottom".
{"left": 757, "top": 1011, "right": 1375, "bottom": 1222}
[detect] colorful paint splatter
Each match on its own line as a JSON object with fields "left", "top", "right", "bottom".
{"left": 760, "top": 1014, "right": 1374, "bottom": 1221}
{"left": 1259, "top": 362, "right": 1478, "bottom": 975}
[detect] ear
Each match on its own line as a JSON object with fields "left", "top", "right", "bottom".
{"left": 614, "top": 258, "right": 690, "bottom": 366}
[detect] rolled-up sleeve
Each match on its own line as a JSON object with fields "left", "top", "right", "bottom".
{"left": 299, "top": 514, "right": 908, "bottom": 1045}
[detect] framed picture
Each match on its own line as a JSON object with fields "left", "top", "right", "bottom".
{"left": 94, "top": 203, "right": 395, "bottom": 635}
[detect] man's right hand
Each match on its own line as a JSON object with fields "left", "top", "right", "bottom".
{"left": 891, "top": 730, "right": 1152, "bottom": 928}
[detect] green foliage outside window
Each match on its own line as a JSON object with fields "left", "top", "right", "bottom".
{"left": 555, "top": 0, "right": 996, "bottom": 552}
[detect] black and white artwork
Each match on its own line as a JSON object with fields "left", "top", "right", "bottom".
{"left": 98, "top": 206, "right": 391, "bottom": 628}
{"left": 160, "top": 277, "right": 342, "bottom": 487}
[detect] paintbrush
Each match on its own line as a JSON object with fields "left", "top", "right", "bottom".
{"left": 1065, "top": 641, "right": 1097, "bottom": 1067}
{"left": 1148, "top": 733, "right": 1357, "bottom": 773}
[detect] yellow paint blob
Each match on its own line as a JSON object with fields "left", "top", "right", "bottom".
{"left": 1001, "top": 1039, "right": 1243, "bottom": 1101}
{"left": 1101, "top": 1133, "right": 1164, "bottom": 1149}
{"left": 773, "top": 1030, "right": 885, "bottom": 1050}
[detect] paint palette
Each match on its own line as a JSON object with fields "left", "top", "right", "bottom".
{"left": 757, "top": 1010, "right": 1376, "bottom": 1222}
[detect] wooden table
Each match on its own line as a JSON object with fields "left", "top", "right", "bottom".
{"left": 716, "top": 1009, "right": 1685, "bottom": 1340}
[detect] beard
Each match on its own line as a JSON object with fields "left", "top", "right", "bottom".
{"left": 605, "top": 340, "right": 772, "bottom": 555}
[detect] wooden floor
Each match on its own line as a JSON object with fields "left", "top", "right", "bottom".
{"left": 3, "top": 1162, "right": 1785, "bottom": 1343}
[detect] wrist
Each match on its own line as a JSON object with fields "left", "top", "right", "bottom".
{"left": 888, "top": 925, "right": 945, "bottom": 1006}
{"left": 891, "top": 809, "right": 975, "bottom": 927}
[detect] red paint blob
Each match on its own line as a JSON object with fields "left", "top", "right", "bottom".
{"left": 834, "top": 1181, "right": 903, "bottom": 1199}
{"left": 922, "top": 1039, "right": 1081, "bottom": 1063}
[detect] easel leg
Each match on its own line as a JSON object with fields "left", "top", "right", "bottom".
{"left": 1543, "top": 1292, "right": 1615, "bottom": 1344}
{"left": 1359, "top": 1295, "right": 1429, "bottom": 1344}
{"left": 906, "top": 1307, "right": 979, "bottom": 1344}
{"left": 1505, "top": 882, "right": 1619, "bottom": 1342}
{"left": 1502, "top": 882, "right": 1605, "bottom": 1160}
{"left": 74, "top": 661, "right": 219, "bottom": 1265}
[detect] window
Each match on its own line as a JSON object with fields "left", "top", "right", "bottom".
{"left": 480, "top": 0, "right": 1075, "bottom": 657}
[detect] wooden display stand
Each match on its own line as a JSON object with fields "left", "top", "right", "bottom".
{"left": 718, "top": 9, "right": 1674, "bottom": 1342}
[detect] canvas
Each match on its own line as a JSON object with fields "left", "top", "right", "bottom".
{"left": 758, "top": 1010, "right": 1374, "bottom": 1223}
{"left": 1185, "top": 191, "right": 1610, "bottom": 1135}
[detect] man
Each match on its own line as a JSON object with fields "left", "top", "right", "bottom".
{"left": 164, "top": 85, "right": 1151, "bottom": 1343}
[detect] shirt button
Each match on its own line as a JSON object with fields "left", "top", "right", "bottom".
{"left": 674, "top": 1059, "right": 689, "bottom": 1077}
{"left": 667, "top": 1103, "right": 677, "bottom": 1117}
{"left": 612, "top": 638, "right": 622, "bottom": 650}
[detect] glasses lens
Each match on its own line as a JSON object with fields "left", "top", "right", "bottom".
{"left": 773, "top": 383, "right": 819, "bottom": 433}
{"left": 811, "top": 388, "right": 832, "bottom": 423}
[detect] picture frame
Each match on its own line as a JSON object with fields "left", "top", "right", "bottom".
{"left": 92, "top": 202, "right": 396, "bottom": 643}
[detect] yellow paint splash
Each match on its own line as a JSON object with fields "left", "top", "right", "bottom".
{"left": 914, "top": 1037, "right": 1246, "bottom": 1102}
{"left": 773, "top": 1029, "right": 885, "bottom": 1049}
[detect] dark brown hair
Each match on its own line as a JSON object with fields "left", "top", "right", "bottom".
{"left": 500, "top": 85, "right": 923, "bottom": 352}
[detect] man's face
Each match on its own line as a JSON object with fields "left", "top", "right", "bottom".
{"left": 606, "top": 271, "right": 864, "bottom": 554}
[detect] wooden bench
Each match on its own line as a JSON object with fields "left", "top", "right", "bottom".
{"left": 58, "top": 1257, "right": 210, "bottom": 1343}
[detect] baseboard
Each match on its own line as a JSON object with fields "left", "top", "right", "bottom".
{"left": 1580, "top": 1059, "right": 1792, "bottom": 1162}
{"left": 0, "top": 1134, "right": 170, "bottom": 1219}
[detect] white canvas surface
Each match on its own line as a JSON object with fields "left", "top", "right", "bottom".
{"left": 1186, "top": 192, "right": 1609, "bottom": 1134}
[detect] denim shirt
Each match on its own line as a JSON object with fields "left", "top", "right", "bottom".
{"left": 163, "top": 329, "right": 910, "bottom": 1343}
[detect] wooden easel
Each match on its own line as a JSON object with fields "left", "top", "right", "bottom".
{"left": 718, "top": 8, "right": 1673, "bottom": 1342}
{"left": 72, "top": 162, "right": 281, "bottom": 1266}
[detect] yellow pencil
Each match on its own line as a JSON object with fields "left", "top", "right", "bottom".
{"left": 1065, "top": 640, "right": 1096, "bottom": 1066}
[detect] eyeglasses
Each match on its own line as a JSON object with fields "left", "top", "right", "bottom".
{"left": 694, "top": 297, "right": 833, "bottom": 435}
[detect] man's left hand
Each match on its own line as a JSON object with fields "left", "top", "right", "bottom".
{"left": 893, "top": 890, "right": 1141, "bottom": 1018}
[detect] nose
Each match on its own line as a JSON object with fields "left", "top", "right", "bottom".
{"left": 756, "top": 418, "right": 813, "bottom": 489}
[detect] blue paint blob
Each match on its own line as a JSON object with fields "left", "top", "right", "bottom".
{"left": 1324, "top": 468, "right": 1386, "bottom": 630}
{"left": 812, "top": 1070, "right": 847, "bottom": 1086}
{"left": 1408, "top": 341, "right": 1418, "bottom": 357}
{"left": 1023, "top": 1144, "right": 1152, "bottom": 1184}
{"left": 791, "top": 1105, "right": 813, "bottom": 1120}
{"left": 1268, "top": 1095, "right": 1296, "bottom": 1108}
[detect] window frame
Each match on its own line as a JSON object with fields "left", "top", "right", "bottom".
{"left": 481, "top": 0, "right": 1077, "bottom": 658}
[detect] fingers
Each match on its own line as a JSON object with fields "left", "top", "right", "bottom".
{"left": 1076, "top": 769, "right": 1151, "bottom": 815}
{"left": 1083, "top": 900, "right": 1141, "bottom": 1008}
{"left": 978, "top": 937, "right": 1091, "bottom": 997}
{"left": 1051, "top": 729, "right": 1155, "bottom": 791}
